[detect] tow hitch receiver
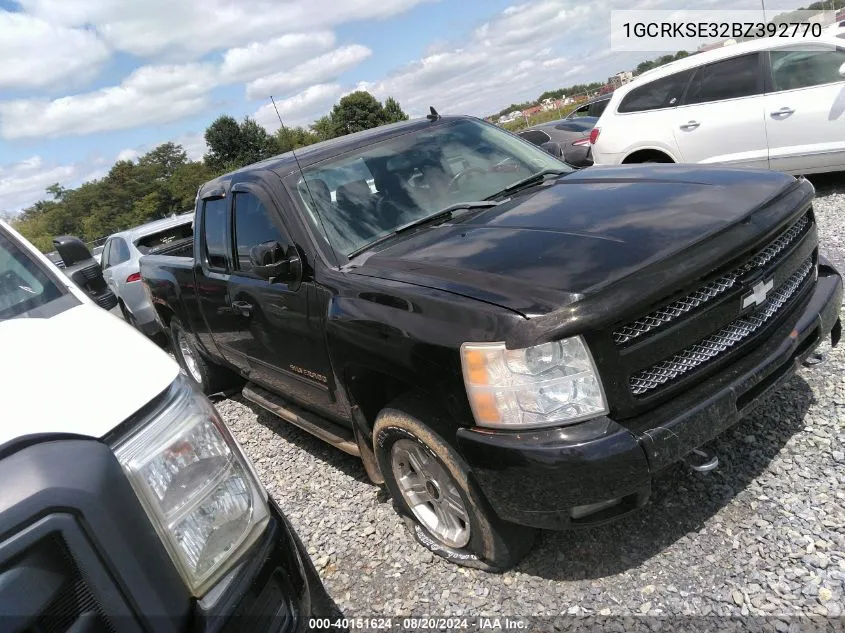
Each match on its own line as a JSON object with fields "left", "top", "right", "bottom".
{"left": 685, "top": 447, "right": 719, "bottom": 473}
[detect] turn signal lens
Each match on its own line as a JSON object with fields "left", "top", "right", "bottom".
{"left": 460, "top": 338, "right": 608, "bottom": 429}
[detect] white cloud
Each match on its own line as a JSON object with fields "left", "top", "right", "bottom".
{"left": 0, "top": 63, "right": 215, "bottom": 139}
{"left": 17, "top": 0, "right": 435, "bottom": 59}
{"left": 173, "top": 132, "right": 209, "bottom": 161}
{"left": 254, "top": 84, "right": 344, "bottom": 130}
{"left": 115, "top": 131, "right": 208, "bottom": 166}
{"left": 355, "top": 0, "right": 810, "bottom": 118}
{"left": 246, "top": 45, "right": 372, "bottom": 100}
{"left": 220, "top": 32, "right": 337, "bottom": 83}
{"left": 0, "top": 155, "right": 78, "bottom": 213}
{"left": 0, "top": 10, "right": 110, "bottom": 90}
{"left": 115, "top": 148, "right": 140, "bottom": 162}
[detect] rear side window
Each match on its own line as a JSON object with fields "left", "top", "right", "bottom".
{"left": 518, "top": 130, "right": 551, "bottom": 145}
{"left": 589, "top": 98, "right": 610, "bottom": 117}
{"left": 554, "top": 119, "right": 595, "bottom": 132}
{"left": 100, "top": 240, "right": 112, "bottom": 269}
{"left": 108, "top": 238, "right": 130, "bottom": 266}
{"left": 684, "top": 53, "right": 761, "bottom": 105}
{"left": 232, "top": 192, "right": 288, "bottom": 273}
{"left": 770, "top": 47, "right": 845, "bottom": 91}
{"left": 569, "top": 103, "right": 591, "bottom": 117}
{"left": 202, "top": 198, "right": 229, "bottom": 270}
{"left": 618, "top": 69, "right": 693, "bottom": 113}
{"left": 135, "top": 221, "right": 193, "bottom": 254}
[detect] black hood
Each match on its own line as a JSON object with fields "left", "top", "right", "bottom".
{"left": 349, "top": 165, "right": 809, "bottom": 316}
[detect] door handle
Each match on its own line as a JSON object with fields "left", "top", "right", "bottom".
{"left": 679, "top": 120, "right": 700, "bottom": 130}
{"left": 770, "top": 107, "right": 794, "bottom": 116}
{"left": 231, "top": 300, "right": 253, "bottom": 317}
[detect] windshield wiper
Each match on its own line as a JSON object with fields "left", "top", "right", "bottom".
{"left": 346, "top": 201, "right": 500, "bottom": 260}
{"left": 488, "top": 168, "right": 570, "bottom": 199}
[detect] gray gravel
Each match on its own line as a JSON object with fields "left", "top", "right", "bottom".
{"left": 220, "top": 178, "right": 845, "bottom": 622}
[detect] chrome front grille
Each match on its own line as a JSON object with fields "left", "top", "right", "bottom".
{"left": 629, "top": 257, "right": 813, "bottom": 395}
{"left": 614, "top": 213, "right": 810, "bottom": 345}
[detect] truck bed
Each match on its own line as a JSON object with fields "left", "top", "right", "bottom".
{"left": 139, "top": 253, "right": 195, "bottom": 326}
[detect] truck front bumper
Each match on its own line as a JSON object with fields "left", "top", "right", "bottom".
{"left": 456, "top": 262, "right": 842, "bottom": 530}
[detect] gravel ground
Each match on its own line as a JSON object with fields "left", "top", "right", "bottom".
{"left": 219, "top": 178, "right": 845, "bottom": 625}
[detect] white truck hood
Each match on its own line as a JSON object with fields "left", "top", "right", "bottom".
{"left": 1, "top": 302, "right": 179, "bottom": 446}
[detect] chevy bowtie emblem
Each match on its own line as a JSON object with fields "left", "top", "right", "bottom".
{"left": 742, "top": 278, "right": 774, "bottom": 309}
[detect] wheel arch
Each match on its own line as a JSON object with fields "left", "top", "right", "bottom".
{"left": 622, "top": 147, "right": 677, "bottom": 163}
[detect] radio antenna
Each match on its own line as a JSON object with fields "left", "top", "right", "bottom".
{"left": 269, "top": 96, "right": 334, "bottom": 261}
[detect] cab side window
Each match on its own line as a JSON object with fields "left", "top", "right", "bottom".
{"left": 203, "top": 197, "right": 230, "bottom": 271}
{"left": 684, "top": 53, "right": 761, "bottom": 105}
{"left": 233, "top": 191, "right": 289, "bottom": 273}
{"left": 770, "top": 47, "right": 845, "bottom": 92}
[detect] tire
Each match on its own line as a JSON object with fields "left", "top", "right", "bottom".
{"left": 169, "top": 317, "right": 239, "bottom": 395}
{"left": 119, "top": 300, "right": 137, "bottom": 329}
{"left": 373, "top": 394, "right": 534, "bottom": 571}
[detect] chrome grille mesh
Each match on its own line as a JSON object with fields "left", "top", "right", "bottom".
{"left": 614, "top": 213, "right": 810, "bottom": 345}
{"left": 629, "top": 257, "right": 813, "bottom": 395}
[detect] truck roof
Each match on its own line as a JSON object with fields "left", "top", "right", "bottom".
{"left": 199, "top": 115, "right": 476, "bottom": 194}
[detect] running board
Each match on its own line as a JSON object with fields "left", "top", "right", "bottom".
{"left": 242, "top": 383, "right": 360, "bottom": 457}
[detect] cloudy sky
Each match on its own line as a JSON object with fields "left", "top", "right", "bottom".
{"left": 0, "top": 0, "right": 803, "bottom": 213}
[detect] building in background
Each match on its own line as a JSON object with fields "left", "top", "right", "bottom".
{"left": 609, "top": 71, "right": 633, "bottom": 89}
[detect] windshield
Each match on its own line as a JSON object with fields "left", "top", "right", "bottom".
{"left": 292, "top": 119, "right": 571, "bottom": 258}
{"left": 0, "top": 230, "right": 64, "bottom": 320}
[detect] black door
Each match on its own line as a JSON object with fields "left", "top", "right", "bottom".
{"left": 194, "top": 194, "right": 250, "bottom": 374}
{"left": 226, "top": 184, "right": 340, "bottom": 418}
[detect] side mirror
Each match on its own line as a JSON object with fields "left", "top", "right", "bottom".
{"left": 250, "top": 241, "right": 302, "bottom": 286}
{"left": 52, "top": 235, "right": 93, "bottom": 268}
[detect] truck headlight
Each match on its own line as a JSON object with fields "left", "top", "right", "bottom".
{"left": 460, "top": 337, "right": 608, "bottom": 429}
{"left": 114, "top": 375, "right": 269, "bottom": 596}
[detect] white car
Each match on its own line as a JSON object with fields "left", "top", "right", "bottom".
{"left": 0, "top": 220, "right": 335, "bottom": 626}
{"left": 590, "top": 32, "right": 845, "bottom": 174}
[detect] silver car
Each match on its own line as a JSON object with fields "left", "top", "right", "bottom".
{"left": 101, "top": 213, "right": 193, "bottom": 335}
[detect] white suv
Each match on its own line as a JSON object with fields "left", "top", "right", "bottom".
{"left": 590, "top": 33, "right": 845, "bottom": 174}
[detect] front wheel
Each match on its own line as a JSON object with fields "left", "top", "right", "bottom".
{"left": 373, "top": 396, "right": 534, "bottom": 571}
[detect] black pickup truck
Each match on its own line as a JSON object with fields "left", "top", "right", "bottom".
{"left": 141, "top": 115, "right": 842, "bottom": 571}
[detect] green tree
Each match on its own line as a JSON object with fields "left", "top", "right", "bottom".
{"left": 237, "top": 117, "right": 278, "bottom": 166}
{"left": 168, "top": 161, "right": 218, "bottom": 212}
{"left": 204, "top": 115, "right": 243, "bottom": 172}
{"left": 383, "top": 96, "right": 409, "bottom": 123}
{"left": 204, "top": 115, "right": 277, "bottom": 171}
{"left": 137, "top": 142, "right": 187, "bottom": 181}
{"left": 311, "top": 115, "right": 336, "bottom": 141}
{"left": 330, "top": 91, "right": 389, "bottom": 136}
{"left": 46, "top": 183, "right": 68, "bottom": 200}
{"left": 275, "top": 126, "right": 320, "bottom": 153}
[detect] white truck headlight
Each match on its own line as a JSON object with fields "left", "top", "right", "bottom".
{"left": 114, "top": 375, "right": 269, "bottom": 596}
{"left": 460, "top": 337, "right": 608, "bottom": 429}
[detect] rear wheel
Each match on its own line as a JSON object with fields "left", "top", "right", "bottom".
{"left": 374, "top": 396, "right": 534, "bottom": 571}
{"left": 119, "top": 300, "right": 137, "bottom": 329}
{"left": 623, "top": 151, "right": 674, "bottom": 164}
{"left": 169, "top": 317, "right": 239, "bottom": 395}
